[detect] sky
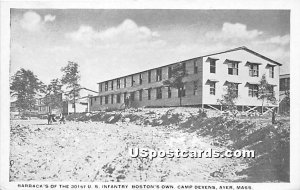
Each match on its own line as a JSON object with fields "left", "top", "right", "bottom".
{"left": 10, "top": 9, "right": 290, "bottom": 91}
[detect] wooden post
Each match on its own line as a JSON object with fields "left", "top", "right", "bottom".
{"left": 272, "top": 108, "right": 276, "bottom": 124}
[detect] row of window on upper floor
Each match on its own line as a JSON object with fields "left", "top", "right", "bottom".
{"left": 208, "top": 58, "right": 275, "bottom": 78}
{"left": 99, "top": 62, "right": 190, "bottom": 92}
{"left": 99, "top": 58, "right": 276, "bottom": 92}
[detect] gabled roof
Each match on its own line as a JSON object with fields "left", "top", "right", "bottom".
{"left": 189, "top": 46, "right": 282, "bottom": 66}
{"left": 240, "top": 47, "right": 282, "bottom": 66}
{"left": 64, "top": 87, "right": 98, "bottom": 95}
{"left": 38, "top": 87, "right": 98, "bottom": 100}
{"left": 97, "top": 46, "right": 282, "bottom": 84}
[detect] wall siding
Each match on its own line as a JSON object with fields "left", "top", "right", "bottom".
{"left": 202, "top": 50, "right": 280, "bottom": 107}
{"left": 90, "top": 49, "right": 280, "bottom": 111}
{"left": 90, "top": 57, "right": 204, "bottom": 111}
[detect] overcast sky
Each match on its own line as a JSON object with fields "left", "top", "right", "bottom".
{"left": 10, "top": 9, "right": 290, "bottom": 90}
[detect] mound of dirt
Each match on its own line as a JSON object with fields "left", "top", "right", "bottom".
{"left": 179, "top": 115, "right": 290, "bottom": 182}
{"left": 61, "top": 107, "right": 290, "bottom": 182}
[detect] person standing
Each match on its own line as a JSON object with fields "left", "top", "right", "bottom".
{"left": 125, "top": 97, "right": 129, "bottom": 108}
{"left": 47, "top": 112, "right": 52, "bottom": 124}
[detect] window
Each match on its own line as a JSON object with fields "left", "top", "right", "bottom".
{"left": 148, "top": 70, "right": 151, "bottom": 83}
{"left": 124, "top": 78, "right": 127, "bottom": 88}
{"left": 248, "top": 84, "right": 258, "bottom": 97}
{"left": 193, "top": 81, "right": 198, "bottom": 95}
{"left": 111, "top": 80, "right": 114, "bottom": 90}
{"left": 249, "top": 64, "right": 259, "bottom": 77}
{"left": 269, "top": 66, "right": 274, "bottom": 78}
{"left": 99, "top": 83, "right": 102, "bottom": 92}
{"left": 131, "top": 75, "right": 134, "bottom": 86}
{"left": 139, "top": 74, "right": 143, "bottom": 85}
{"left": 168, "top": 66, "right": 172, "bottom": 78}
{"left": 228, "top": 62, "right": 238, "bottom": 75}
{"left": 105, "top": 96, "right": 109, "bottom": 104}
{"left": 111, "top": 94, "right": 114, "bottom": 104}
{"left": 228, "top": 83, "right": 239, "bottom": 96}
{"left": 207, "top": 57, "right": 219, "bottom": 73}
{"left": 156, "top": 87, "right": 162, "bottom": 99}
{"left": 90, "top": 99, "right": 93, "bottom": 106}
{"left": 210, "top": 83, "right": 216, "bottom": 95}
{"left": 117, "top": 94, "right": 121, "bottom": 103}
{"left": 117, "top": 79, "right": 120, "bottom": 89}
{"left": 130, "top": 92, "right": 135, "bottom": 101}
{"left": 94, "top": 97, "right": 97, "bottom": 102}
{"left": 148, "top": 89, "right": 151, "bottom": 100}
{"left": 100, "top": 96, "right": 102, "bottom": 105}
{"left": 194, "top": 60, "right": 198, "bottom": 74}
{"left": 105, "top": 82, "right": 108, "bottom": 91}
{"left": 139, "top": 90, "right": 143, "bottom": 101}
{"left": 210, "top": 60, "right": 216, "bottom": 73}
{"left": 156, "top": 68, "right": 162, "bottom": 81}
{"left": 178, "top": 85, "right": 186, "bottom": 97}
{"left": 168, "top": 87, "right": 171, "bottom": 98}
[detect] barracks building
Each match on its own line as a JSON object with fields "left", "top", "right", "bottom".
{"left": 89, "top": 46, "right": 281, "bottom": 113}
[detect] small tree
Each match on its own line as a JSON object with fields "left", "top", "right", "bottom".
{"left": 10, "top": 68, "right": 44, "bottom": 116}
{"left": 61, "top": 61, "right": 81, "bottom": 113}
{"left": 42, "top": 79, "right": 63, "bottom": 114}
{"left": 258, "top": 74, "right": 276, "bottom": 114}
{"left": 217, "top": 83, "right": 238, "bottom": 114}
{"left": 163, "top": 63, "right": 186, "bottom": 106}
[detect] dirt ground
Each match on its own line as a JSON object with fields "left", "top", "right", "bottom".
{"left": 10, "top": 119, "right": 249, "bottom": 182}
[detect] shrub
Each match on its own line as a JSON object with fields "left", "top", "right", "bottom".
{"left": 66, "top": 113, "right": 85, "bottom": 121}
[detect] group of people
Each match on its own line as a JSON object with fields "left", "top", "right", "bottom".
{"left": 47, "top": 113, "right": 65, "bottom": 124}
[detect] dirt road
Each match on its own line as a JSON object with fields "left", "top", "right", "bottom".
{"left": 9, "top": 119, "right": 248, "bottom": 182}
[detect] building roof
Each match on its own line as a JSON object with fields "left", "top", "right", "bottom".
{"left": 37, "top": 87, "right": 98, "bottom": 101}
{"left": 64, "top": 87, "right": 98, "bottom": 95}
{"left": 97, "top": 46, "right": 282, "bottom": 84}
{"left": 207, "top": 79, "right": 219, "bottom": 83}
{"left": 246, "top": 82, "right": 260, "bottom": 85}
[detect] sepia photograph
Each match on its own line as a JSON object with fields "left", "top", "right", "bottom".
{"left": 1, "top": 1, "right": 299, "bottom": 190}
